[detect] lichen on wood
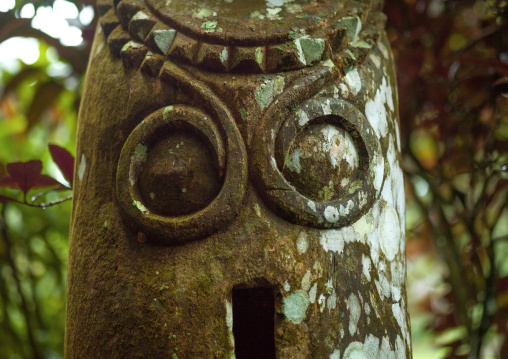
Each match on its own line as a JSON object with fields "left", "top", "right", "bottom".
{"left": 65, "top": 0, "right": 411, "bottom": 358}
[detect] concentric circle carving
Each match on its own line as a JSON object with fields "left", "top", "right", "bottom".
{"left": 252, "top": 97, "right": 384, "bottom": 228}
{"left": 116, "top": 105, "right": 246, "bottom": 244}
{"left": 281, "top": 122, "right": 360, "bottom": 202}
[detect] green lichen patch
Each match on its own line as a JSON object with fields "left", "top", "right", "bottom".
{"left": 351, "top": 40, "right": 371, "bottom": 49}
{"left": 347, "top": 180, "right": 363, "bottom": 194}
{"left": 239, "top": 108, "right": 247, "bottom": 120}
{"left": 285, "top": 4, "right": 303, "bottom": 14}
{"left": 163, "top": 106, "right": 174, "bottom": 120}
{"left": 344, "top": 68, "right": 362, "bottom": 95}
{"left": 297, "top": 37, "right": 325, "bottom": 65}
{"left": 266, "top": 7, "right": 282, "bottom": 20}
{"left": 337, "top": 16, "right": 362, "bottom": 43}
{"left": 283, "top": 289, "right": 309, "bottom": 324}
{"left": 121, "top": 40, "right": 144, "bottom": 53}
{"left": 288, "top": 28, "right": 306, "bottom": 41}
{"left": 345, "top": 48, "right": 356, "bottom": 60}
{"left": 255, "top": 76, "right": 285, "bottom": 109}
{"left": 285, "top": 148, "right": 302, "bottom": 174}
{"left": 321, "top": 58, "right": 338, "bottom": 70}
{"left": 255, "top": 47, "right": 263, "bottom": 66}
{"left": 133, "top": 200, "right": 150, "bottom": 215}
{"left": 201, "top": 21, "right": 219, "bottom": 33}
{"left": 153, "top": 29, "right": 176, "bottom": 55}
{"left": 219, "top": 47, "right": 228, "bottom": 64}
{"left": 343, "top": 342, "right": 363, "bottom": 359}
{"left": 318, "top": 185, "right": 335, "bottom": 201}
{"left": 129, "top": 144, "right": 147, "bottom": 186}
{"left": 250, "top": 10, "right": 263, "bottom": 20}
{"left": 193, "top": 8, "right": 214, "bottom": 19}
{"left": 132, "top": 144, "right": 147, "bottom": 163}
{"left": 78, "top": 152, "right": 86, "bottom": 181}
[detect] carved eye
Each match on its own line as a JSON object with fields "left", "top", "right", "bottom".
{"left": 116, "top": 104, "right": 246, "bottom": 245}
{"left": 252, "top": 97, "right": 384, "bottom": 228}
{"left": 138, "top": 124, "right": 222, "bottom": 217}
{"left": 281, "top": 121, "right": 360, "bottom": 202}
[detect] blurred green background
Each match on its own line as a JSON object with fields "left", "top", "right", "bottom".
{"left": 0, "top": 0, "right": 507, "bottom": 358}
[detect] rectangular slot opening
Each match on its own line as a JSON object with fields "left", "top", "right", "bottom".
{"left": 232, "top": 287, "right": 276, "bottom": 359}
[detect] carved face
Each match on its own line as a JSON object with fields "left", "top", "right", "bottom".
{"left": 67, "top": 0, "right": 410, "bottom": 358}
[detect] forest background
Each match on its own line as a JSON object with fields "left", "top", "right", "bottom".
{"left": 0, "top": 0, "right": 507, "bottom": 358}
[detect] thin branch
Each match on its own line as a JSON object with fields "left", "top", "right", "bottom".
{"left": 31, "top": 188, "right": 71, "bottom": 203}
{"left": 0, "top": 14, "right": 91, "bottom": 74}
{"left": 30, "top": 195, "right": 73, "bottom": 208}
{"left": 0, "top": 205, "right": 42, "bottom": 359}
{"left": 451, "top": 24, "right": 498, "bottom": 58}
{"left": 0, "top": 13, "right": 30, "bottom": 43}
{"left": 2, "top": 195, "right": 73, "bottom": 208}
{"left": 26, "top": 247, "right": 45, "bottom": 331}
{"left": 0, "top": 257, "right": 22, "bottom": 348}
{"left": 468, "top": 238, "right": 497, "bottom": 359}
{"left": 404, "top": 147, "right": 473, "bottom": 334}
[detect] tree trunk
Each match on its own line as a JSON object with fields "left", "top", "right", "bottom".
{"left": 65, "top": 0, "right": 411, "bottom": 357}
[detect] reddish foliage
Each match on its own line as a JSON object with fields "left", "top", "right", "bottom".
{"left": 49, "top": 144, "right": 74, "bottom": 186}
{"left": 0, "top": 176, "right": 18, "bottom": 188}
{"left": 386, "top": 0, "right": 508, "bottom": 356}
{"left": 1, "top": 160, "right": 61, "bottom": 194}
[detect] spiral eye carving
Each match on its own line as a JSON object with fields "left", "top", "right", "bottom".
{"left": 116, "top": 105, "right": 247, "bottom": 245}
{"left": 137, "top": 123, "right": 223, "bottom": 217}
{"left": 253, "top": 97, "right": 384, "bottom": 228}
{"left": 281, "top": 122, "right": 360, "bottom": 202}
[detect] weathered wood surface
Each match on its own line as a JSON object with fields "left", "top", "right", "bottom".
{"left": 66, "top": 0, "right": 410, "bottom": 357}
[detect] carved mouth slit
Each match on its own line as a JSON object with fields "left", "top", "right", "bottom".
{"left": 232, "top": 287, "right": 276, "bottom": 359}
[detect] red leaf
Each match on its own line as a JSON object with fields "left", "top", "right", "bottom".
{"left": 6, "top": 160, "right": 43, "bottom": 194}
{"left": 0, "top": 176, "right": 19, "bottom": 188}
{"left": 0, "top": 195, "right": 13, "bottom": 204}
{"left": 34, "top": 175, "right": 62, "bottom": 189}
{"left": 49, "top": 144, "right": 74, "bottom": 186}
